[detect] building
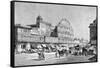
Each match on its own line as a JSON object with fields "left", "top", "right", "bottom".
{"left": 15, "top": 24, "right": 32, "bottom": 53}
{"left": 15, "top": 24, "right": 45, "bottom": 53}
{"left": 51, "top": 18, "right": 74, "bottom": 38}
{"left": 28, "top": 15, "right": 53, "bottom": 36}
{"left": 15, "top": 16, "right": 54, "bottom": 53}
{"left": 15, "top": 16, "right": 75, "bottom": 53}
{"left": 57, "top": 18, "right": 74, "bottom": 38}
{"left": 89, "top": 19, "right": 97, "bottom": 46}
{"left": 50, "top": 18, "right": 74, "bottom": 47}
{"left": 73, "top": 38, "right": 88, "bottom": 47}
{"left": 89, "top": 18, "right": 97, "bottom": 54}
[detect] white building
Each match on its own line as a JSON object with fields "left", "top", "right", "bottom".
{"left": 28, "top": 16, "right": 53, "bottom": 36}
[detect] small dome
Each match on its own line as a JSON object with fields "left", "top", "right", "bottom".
{"left": 37, "top": 15, "right": 43, "bottom": 20}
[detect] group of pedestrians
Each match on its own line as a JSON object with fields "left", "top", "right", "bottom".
{"left": 37, "top": 44, "right": 69, "bottom": 59}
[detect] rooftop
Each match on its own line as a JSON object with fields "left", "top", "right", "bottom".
{"left": 15, "top": 24, "right": 32, "bottom": 29}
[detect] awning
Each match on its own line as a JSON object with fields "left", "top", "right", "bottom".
{"left": 41, "top": 44, "right": 47, "bottom": 47}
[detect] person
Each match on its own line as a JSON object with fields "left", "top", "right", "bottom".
{"left": 82, "top": 47, "right": 88, "bottom": 56}
{"left": 37, "top": 44, "right": 45, "bottom": 60}
{"left": 55, "top": 45, "right": 65, "bottom": 58}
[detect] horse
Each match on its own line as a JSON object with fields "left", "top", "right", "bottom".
{"left": 81, "top": 47, "right": 88, "bottom": 56}
{"left": 55, "top": 46, "right": 68, "bottom": 58}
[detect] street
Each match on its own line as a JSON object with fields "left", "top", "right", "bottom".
{"left": 15, "top": 52, "right": 93, "bottom": 66}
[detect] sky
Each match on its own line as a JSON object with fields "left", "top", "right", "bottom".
{"left": 15, "top": 2, "right": 96, "bottom": 41}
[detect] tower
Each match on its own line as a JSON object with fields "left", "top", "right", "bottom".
{"left": 36, "top": 15, "right": 43, "bottom": 28}
{"left": 89, "top": 19, "right": 97, "bottom": 45}
{"left": 50, "top": 26, "right": 58, "bottom": 37}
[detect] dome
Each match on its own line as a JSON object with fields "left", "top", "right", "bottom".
{"left": 37, "top": 15, "right": 43, "bottom": 20}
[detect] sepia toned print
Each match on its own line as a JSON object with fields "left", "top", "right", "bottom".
{"left": 11, "top": 1, "right": 97, "bottom": 67}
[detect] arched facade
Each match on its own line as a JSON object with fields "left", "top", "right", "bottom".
{"left": 57, "top": 18, "right": 74, "bottom": 40}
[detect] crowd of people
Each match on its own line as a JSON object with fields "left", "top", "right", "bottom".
{"left": 15, "top": 43, "right": 96, "bottom": 60}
